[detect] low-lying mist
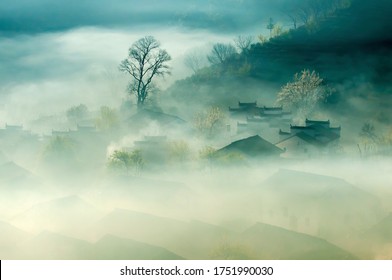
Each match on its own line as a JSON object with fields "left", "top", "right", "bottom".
{"left": 1, "top": 145, "right": 392, "bottom": 260}
{"left": 1, "top": 0, "right": 391, "bottom": 260}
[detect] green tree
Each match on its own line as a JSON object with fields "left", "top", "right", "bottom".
{"left": 43, "top": 136, "right": 75, "bottom": 160}
{"left": 66, "top": 104, "right": 88, "bottom": 124}
{"left": 358, "top": 122, "right": 379, "bottom": 157}
{"left": 199, "top": 146, "right": 216, "bottom": 161}
{"left": 194, "top": 107, "right": 226, "bottom": 137}
{"left": 95, "top": 106, "right": 119, "bottom": 132}
{"left": 169, "top": 140, "right": 191, "bottom": 164}
{"left": 41, "top": 136, "right": 78, "bottom": 172}
{"left": 119, "top": 36, "right": 171, "bottom": 108}
{"left": 199, "top": 146, "right": 217, "bottom": 169}
{"left": 108, "top": 149, "right": 144, "bottom": 174}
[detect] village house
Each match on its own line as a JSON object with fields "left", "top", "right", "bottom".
{"left": 0, "top": 124, "right": 39, "bottom": 147}
{"left": 228, "top": 101, "right": 292, "bottom": 144}
{"left": 0, "top": 124, "right": 41, "bottom": 165}
{"left": 133, "top": 135, "right": 170, "bottom": 166}
{"left": 215, "top": 135, "right": 283, "bottom": 160}
{"left": 276, "top": 119, "right": 341, "bottom": 158}
{"left": 229, "top": 101, "right": 260, "bottom": 116}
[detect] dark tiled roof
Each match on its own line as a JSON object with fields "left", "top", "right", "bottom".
{"left": 129, "top": 109, "right": 186, "bottom": 126}
{"left": 144, "top": 136, "right": 167, "bottom": 142}
{"left": 276, "top": 131, "right": 338, "bottom": 147}
{"left": 279, "top": 129, "right": 291, "bottom": 135}
{"left": 305, "top": 119, "right": 330, "bottom": 125}
{"left": 290, "top": 125, "right": 315, "bottom": 130}
{"left": 247, "top": 116, "right": 266, "bottom": 122}
{"left": 239, "top": 101, "right": 257, "bottom": 107}
{"left": 263, "top": 106, "right": 283, "bottom": 111}
{"left": 216, "top": 135, "right": 283, "bottom": 157}
{"left": 237, "top": 122, "right": 248, "bottom": 127}
{"left": 77, "top": 125, "right": 96, "bottom": 131}
{"left": 5, "top": 124, "right": 23, "bottom": 130}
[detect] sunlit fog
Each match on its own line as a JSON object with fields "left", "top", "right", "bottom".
{"left": 0, "top": 0, "right": 391, "bottom": 260}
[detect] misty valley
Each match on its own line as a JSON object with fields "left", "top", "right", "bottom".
{"left": 0, "top": 0, "right": 392, "bottom": 260}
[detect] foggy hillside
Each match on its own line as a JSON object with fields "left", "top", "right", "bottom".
{"left": 168, "top": 0, "right": 392, "bottom": 97}
{"left": 0, "top": 0, "right": 391, "bottom": 260}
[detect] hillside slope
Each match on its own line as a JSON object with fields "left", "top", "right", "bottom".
{"left": 167, "top": 0, "right": 392, "bottom": 110}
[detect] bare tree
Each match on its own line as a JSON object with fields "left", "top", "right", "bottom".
{"left": 234, "top": 35, "right": 254, "bottom": 53}
{"left": 283, "top": 0, "right": 350, "bottom": 28}
{"left": 297, "top": 5, "right": 312, "bottom": 25}
{"left": 184, "top": 50, "right": 206, "bottom": 74}
{"left": 119, "top": 36, "right": 171, "bottom": 108}
{"left": 207, "top": 43, "right": 237, "bottom": 65}
{"left": 66, "top": 104, "right": 88, "bottom": 124}
{"left": 358, "top": 122, "right": 379, "bottom": 157}
{"left": 287, "top": 13, "right": 299, "bottom": 29}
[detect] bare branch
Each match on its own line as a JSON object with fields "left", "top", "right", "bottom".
{"left": 234, "top": 35, "right": 254, "bottom": 53}
{"left": 119, "top": 36, "right": 171, "bottom": 108}
{"left": 207, "top": 43, "right": 237, "bottom": 65}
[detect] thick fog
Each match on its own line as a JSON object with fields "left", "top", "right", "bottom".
{"left": 0, "top": 26, "right": 236, "bottom": 129}
{"left": 1, "top": 0, "right": 392, "bottom": 260}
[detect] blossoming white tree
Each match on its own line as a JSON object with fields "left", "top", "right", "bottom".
{"left": 276, "top": 69, "right": 333, "bottom": 119}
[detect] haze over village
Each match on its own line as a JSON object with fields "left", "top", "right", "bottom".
{"left": 0, "top": 0, "right": 392, "bottom": 259}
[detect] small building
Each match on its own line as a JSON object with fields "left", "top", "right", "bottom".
{"left": 276, "top": 119, "right": 341, "bottom": 158}
{"left": 76, "top": 124, "right": 96, "bottom": 133}
{"left": 128, "top": 109, "right": 187, "bottom": 133}
{"left": 0, "top": 124, "right": 39, "bottom": 142}
{"left": 133, "top": 135, "right": 170, "bottom": 166}
{"left": 215, "top": 135, "right": 283, "bottom": 159}
{"left": 228, "top": 102, "right": 292, "bottom": 142}
{"left": 229, "top": 101, "right": 260, "bottom": 115}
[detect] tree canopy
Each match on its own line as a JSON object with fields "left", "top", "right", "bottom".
{"left": 276, "top": 69, "right": 333, "bottom": 119}
{"left": 207, "top": 43, "right": 237, "bottom": 65}
{"left": 119, "top": 36, "right": 171, "bottom": 108}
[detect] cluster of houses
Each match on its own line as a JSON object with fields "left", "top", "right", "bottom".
{"left": 0, "top": 124, "right": 40, "bottom": 156}
{"left": 224, "top": 101, "right": 342, "bottom": 159}
{"left": 118, "top": 101, "right": 342, "bottom": 163}
{"left": 0, "top": 100, "right": 342, "bottom": 170}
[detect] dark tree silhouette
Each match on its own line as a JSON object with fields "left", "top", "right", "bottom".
{"left": 207, "top": 43, "right": 237, "bottom": 65}
{"left": 234, "top": 35, "right": 254, "bottom": 53}
{"left": 119, "top": 36, "right": 171, "bottom": 108}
